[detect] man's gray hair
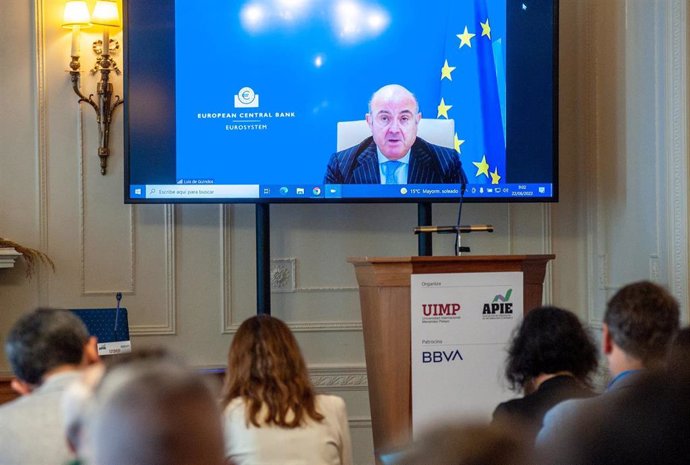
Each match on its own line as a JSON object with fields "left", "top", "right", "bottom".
{"left": 5, "top": 308, "right": 89, "bottom": 385}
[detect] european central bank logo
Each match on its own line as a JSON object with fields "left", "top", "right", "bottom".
{"left": 234, "top": 86, "right": 259, "bottom": 108}
{"left": 482, "top": 288, "right": 514, "bottom": 316}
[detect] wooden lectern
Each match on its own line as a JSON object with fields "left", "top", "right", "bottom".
{"left": 348, "top": 255, "right": 554, "bottom": 458}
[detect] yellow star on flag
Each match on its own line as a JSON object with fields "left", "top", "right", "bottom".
{"left": 440, "top": 60, "right": 456, "bottom": 81}
{"left": 480, "top": 19, "right": 491, "bottom": 39}
{"left": 457, "top": 26, "right": 475, "bottom": 48}
{"left": 490, "top": 166, "right": 501, "bottom": 184}
{"left": 473, "top": 155, "right": 490, "bottom": 177}
{"left": 437, "top": 98, "right": 452, "bottom": 119}
{"left": 454, "top": 133, "right": 465, "bottom": 153}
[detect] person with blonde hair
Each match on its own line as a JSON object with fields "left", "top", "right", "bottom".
{"left": 221, "top": 315, "right": 353, "bottom": 465}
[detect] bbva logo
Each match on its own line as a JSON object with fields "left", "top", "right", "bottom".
{"left": 422, "top": 350, "right": 464, "bottom": 363}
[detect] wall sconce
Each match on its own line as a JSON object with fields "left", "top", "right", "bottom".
{"left": 63, "top": 0, "right": 124, "bottom": 175}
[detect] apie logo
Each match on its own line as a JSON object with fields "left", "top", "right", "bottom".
{"left": 234, "top": 86, "right": 260, "bottom": 108}
{"left": 482, "top": 289, "right": 514, "bottom": 319}
{"left": 422, "top": 349, "right": 463, "bottom": 363}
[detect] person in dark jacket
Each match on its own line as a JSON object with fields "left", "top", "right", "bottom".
{"left": 492, "top": 306, "right": 598, "bottom": 442}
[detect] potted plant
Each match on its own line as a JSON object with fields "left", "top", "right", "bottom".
{"left": 0, "top": 238, "right": 54, "bottom": 278}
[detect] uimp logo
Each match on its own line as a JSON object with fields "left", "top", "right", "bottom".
{"left": 234, "top": 86, "right": 260, "bottom": 108}
{"left": 422, "top": 303, "right": 461, "bottom": 316}
{"left": 482, "top": 289, "right": 514, "bottom": 317}
{"left": 420, "top": 303, "right": 461, "bottom": 324}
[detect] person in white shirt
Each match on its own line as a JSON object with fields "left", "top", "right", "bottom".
{"left": 221, "top": 315, "right": 353, "bottom": 465}
{"left": 0, "top": 308, "right": 100, "bottom": 465}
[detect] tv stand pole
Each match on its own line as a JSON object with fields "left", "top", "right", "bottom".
{"left": 417, "top": 202, "right": 432, "bottom": 256}
{"left": 256, "top": 203, "right": 271, "bottom": 315}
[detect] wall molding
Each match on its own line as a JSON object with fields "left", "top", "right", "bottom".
{"left": 224, "top": 319, "right": 363, "bottom": 334}
{"left": 79, "top": 188, "right": 136, "bottom": 296}
{"left": 294, "top": 287, "right": 359, "bottom": 292}
{"left": 221, "top": 205, "right": 234, "bottom": 333}
{"left": 586, "top": 0, "right": 613, "bottom": 324}
{"left": 542, "top": 204, "right": 553, "bottom": 303}
{"left": 197, "top": 364, "right": 368, "bottom": 393}
{"left": 311, "top": 365, "right": 368, "bottom": 392}
{"left": 348, "top": 417, "right": 373, "bottom": 429}
{"left": 221, "top": 215, "right": 363, "bottom": 334}
{"left": 129, "top": 205, "right": 177, "bottom": 335}
{"left": 270, "top": 257, "right": 358, "bottom": 294}
{"left": 35, "top": 0, "right": 49, "bottom": 305}
{"left": 666, "top": 0, "right": 689, "bottom": 319}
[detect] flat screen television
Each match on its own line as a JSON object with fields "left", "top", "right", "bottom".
{"left": 124, "top": 0, "right": 558, "bottom": 203}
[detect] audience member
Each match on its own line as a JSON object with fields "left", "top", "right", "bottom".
{"left": 537, "top": 368, "right": 690, "bottom": 465}
{"left": 61, "top": 346, "right": 181, "bottom": 461}
{"left": 0, "top": 308, "right": 100, "bottom": 465}
{"left": 83, "top": 359, "right": 225, "bottom": 465}
{"left": 382, "top": 422, "right": 532, "bottom": 465}
{"left": 492, "top": 306, "right": 598, "bottom": 442}
{"left": 221, "top": 315, "right": 353, "bottom": 465}
{"left": 666, "top": 325, "right": 690, "bottom": 374}
{"left": 536, "top": 280, "right": 679, "bottom": 445}
{"left": 61, "top": 363, "right": 105, "bottom": 460}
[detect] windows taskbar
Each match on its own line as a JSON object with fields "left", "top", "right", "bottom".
{"left": 129, "top": 183, "right": 553, "bottom": 200}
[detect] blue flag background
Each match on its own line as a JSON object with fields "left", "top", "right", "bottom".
{"left": 440, "top": 0, "right": 506, "bottom": 185}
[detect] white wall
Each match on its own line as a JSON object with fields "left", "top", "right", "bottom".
{"left": 0, "top": 1, "right": 687, "bottom": 463}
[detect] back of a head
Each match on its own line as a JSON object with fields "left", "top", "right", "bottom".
{"left": 604, "top": 281, "right": 680, "bottom": 366}
{"left": 506, "top": 306, "right": 598, "bottom": 390}
{"left": 391, "top": 422, "right": 532, "bottom": 465}
{"left": 86, "top": 361, "right": 225, "bottom": 465}
{"left": 62, "top": 346, "right": 181, "bottom": 456}
{"left": 5, "top": 308, "right": 89, "bottom": 384}
{"left": 225, "top": 315, "right": 308, "bottom": 389}
{"left": 222, "top": 314, "right": 321, "bottom": 427}
{"left": 667, "top": 326, "right": 690, "bottom": 374}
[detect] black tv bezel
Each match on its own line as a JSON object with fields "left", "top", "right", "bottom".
{"left": 123, "top": 0, "right": 559, "bottom": 205}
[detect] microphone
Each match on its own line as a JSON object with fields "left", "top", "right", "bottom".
{"left": 114, "top": 292, "right": 122, "bottom": 333}
{"left": 414, "top": 225, "right": 494, "bottom": 234}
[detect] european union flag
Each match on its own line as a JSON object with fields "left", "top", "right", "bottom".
{"left": 439, "top": 0, "right": 506, "bottom": 185}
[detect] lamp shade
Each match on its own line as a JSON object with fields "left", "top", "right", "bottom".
{"left": 91, "top": 1, "right": 121, "bottom": 27}
{"left": 62, "top": 1, "right": 91, "bottom": 27}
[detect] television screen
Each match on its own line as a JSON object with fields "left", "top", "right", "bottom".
{"left": 124, "top": 0, "right": 557, "bottom": 203}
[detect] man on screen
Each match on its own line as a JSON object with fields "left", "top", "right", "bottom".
{"left": 324, "top": 84, "right": 467, "bottom": 185}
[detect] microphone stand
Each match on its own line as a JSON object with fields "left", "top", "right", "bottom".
{"left": 413, "top": 224, "right": 494, "bottom": 254}
{"left": 412, "top": 179, "right": 493, "bottom": 255}
{"left": 454, "top": 183, "right": 467, "bottom": 255}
